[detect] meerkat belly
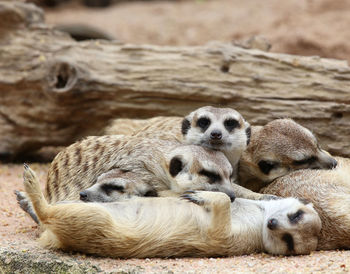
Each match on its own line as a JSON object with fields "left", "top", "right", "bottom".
{"left": 102, "top": 198, "right": 213, "bottom": 257}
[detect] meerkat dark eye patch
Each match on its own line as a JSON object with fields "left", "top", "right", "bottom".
{"left": 224, "top": 119, "right": 239, "bottom": 132}
{"left": 169, "top": 157, "right": 184, "bottom": 177}
{"left": 288, "top": 209, "right": 304, "bottom": 224}
{"left": 258, "top": 160, "right": 279, "bottom": 175}
{"left": 245, "top": 126, "right": 251, "bottom": 145}
{"left": 181, "top": 118, "right": 191, "bottom": 135}
{"left": 199, "top": 169, "right": 222, "bottom": 184}
{"left": 101, "top": 184, "right": 125, "bottom": 195}
{"left": 293, "top": 156, "right": 317, "bottom": 166}
{"left": 282, "top": 233, "right": 295, "bottom": 252}
{"left": 196, "top": 117, "right": 211, "bottom": 131}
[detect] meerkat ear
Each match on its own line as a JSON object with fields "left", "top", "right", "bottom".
{"left": 181, "top": 118, "right": 191, "bottom": 135}
{"left": 169, "top": 156, "right": 184, "bottom": 177}
{"left": 245, "top": 126, "right": 251, "bottom": 146}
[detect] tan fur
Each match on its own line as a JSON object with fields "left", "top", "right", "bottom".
{"left": 238, "top": 119, "right": 337, "bottom": 191}
{"left": 261, "top": 157, "right": 350, "bottom": 250}
{"left": 23, "top": 166, "right": 322, "bottom": 258}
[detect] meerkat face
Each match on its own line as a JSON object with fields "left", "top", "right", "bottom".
{"left": 181, "top": 106, "right": 250, "bottom": 153}
{"left": 167, "top": 145, "right": 236, "bottom": 201}
{"left": 262, "top": 198, "right": 321, "bottom": 255}
{"left": 250, "top": 119, "right": 337, "bottom": 184}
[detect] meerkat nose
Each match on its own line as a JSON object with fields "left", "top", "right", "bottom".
{"left": 79, "top": 191, "right": 88, "bottom": 201}
{"left": 330, "top": 158, "right": 337, "bottom": 169}
{"left": 267, "top": 218, "right": 278, "bottom": 230}
{"left": 210, "top": 130, "right": 222, "bottom": 140}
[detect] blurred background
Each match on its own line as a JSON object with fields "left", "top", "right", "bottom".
{"left": 29, "top": 0, "right": 350, "bottom": 62}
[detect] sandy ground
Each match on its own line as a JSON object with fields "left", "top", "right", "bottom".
{"left": 44, "top": 0, "right": 350, "bottom": 63}
{"left": 1, "top": 162, "right": 350, "bottom": 273}
{"left": 2, "top": 0, "right": 350, "bottom": 272}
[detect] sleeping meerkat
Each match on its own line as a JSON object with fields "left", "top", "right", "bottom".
{"left": 23, "top": 165, "right": 322, "bottom": 258}
{"left": 237, "top": 119, "right": 338, "bottom": 192}
{"left": 261, "top": 157, "right": 350, "bottom": 250}
{"left": 16, "top": 135, "right": 236, "bottom": 223}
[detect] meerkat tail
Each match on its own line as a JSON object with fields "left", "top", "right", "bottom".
{"left": 23, "top": 164, "right": 49, "bottom": 222}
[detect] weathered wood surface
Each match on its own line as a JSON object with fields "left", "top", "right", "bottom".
{"left": 0, "top": 1, "right": 349, "bottom": 160}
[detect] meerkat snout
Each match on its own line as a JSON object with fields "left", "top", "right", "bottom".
{"left": 267, "top": 218, "right": 278, "bottom": 230}
{"left": 80, "top": 191, "right": 88, "bottom": 201}
{"left": 210, "top": 129, "right": 222, "bottom": 140}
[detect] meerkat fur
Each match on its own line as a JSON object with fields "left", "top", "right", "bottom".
{"left": 261, "top": 156, "right": 350, "bottom": 250}
{"left": 23, "top": 165, "right": 321, "bottom": 258}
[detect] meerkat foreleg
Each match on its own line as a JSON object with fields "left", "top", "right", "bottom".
{"left": 181, "top": 191, "right": 233, "bottom": 239}
{"left": 231, "top": 183, "right": 278, "bottom": 200}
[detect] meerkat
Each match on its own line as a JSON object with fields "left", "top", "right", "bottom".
{"left": 16, "top": 135, "right": 237, "bottom": 223}
{"left": 261, "top": 156, "right": 350, "bottom": 251}
{"left": 237, "top": 119, "right": 338, "bottom": 192}
{"left": 105, "top": 106, "right": 251, "bottom": 176}
{"left": 23, "top": 165, "right": 322, "bottom": 258}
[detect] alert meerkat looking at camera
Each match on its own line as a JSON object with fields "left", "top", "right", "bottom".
{"left": 17, "top": 135, "right": 236, "bottom": 223}
{"left": 237, "top": 119, "right": 338, "bottom": 192}
{"left": 261, "top": 157, "right": 350, "bottom": 251}
{"left": 23, "top": 165, "right": 322, "bottom": 258}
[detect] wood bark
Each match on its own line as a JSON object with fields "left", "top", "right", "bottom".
{"left": 0, "top": 1, "right": 350, "bottom": 160}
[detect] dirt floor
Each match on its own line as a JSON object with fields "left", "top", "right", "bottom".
{"left": 2, "top": 0, "right": 350, "bottom": 272}
{"left": 1, "top": 162, "right": 350, "bottom": 273}
{"left": 44, "top": 0, "right": 350, "bottom": 63}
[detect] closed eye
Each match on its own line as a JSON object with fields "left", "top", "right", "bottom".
{"left": 293, "top": 156, "right": 317, "bottom": 166}
{"left": 199, "top": 169, "right": 221, "bottom": 183}
{"left": 288, "top": 209, "right": 304, "bottom": 224}
{"left": 101, "top": 184, "right": 124, "bottom": 195}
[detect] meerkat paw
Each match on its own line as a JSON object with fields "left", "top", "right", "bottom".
{"left": 258, "top": 194, "right": 281, "bottom": 201}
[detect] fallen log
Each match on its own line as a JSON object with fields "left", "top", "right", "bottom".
{"left": 0, "top": 1, "right": 349, "bottom": 160}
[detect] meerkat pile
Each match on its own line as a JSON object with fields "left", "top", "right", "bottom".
{"left": 17, "top": 105, "right": 343, "bottom": 257}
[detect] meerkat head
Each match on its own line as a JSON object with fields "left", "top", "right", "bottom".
{"left": 262, "top": 197, "right": 321, "bottom": 255}
{"left": 241, "top": 119, "right": 337, "bottom": 189}
{"left": 181, "top": 106, "right": 251, "bottom": 154}
{"left": 167, "top": 145, "right": 236, "bottom": 201}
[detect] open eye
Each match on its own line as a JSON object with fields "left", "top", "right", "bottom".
{"left": 199, "top": 169, "right": 221, "bottom": 184}
{"left": 101, "top": 184, "right": 124, "bottom": 195}
{"left": 288, "top": 209, "right": 304, "bottom": 224}
{"left": 196, "top": 117, "right": 211, "bottom": 131}
{"left": 258, "top": 160, "right": 279, "bottom": 175}
{"left": 224, "top": 119, "right": 239, "bottom": 132}
{"left": 293, "top": 156, "right": 317, "bottom": 166}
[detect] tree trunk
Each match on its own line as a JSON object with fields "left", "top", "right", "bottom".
{"left": 0, "top": 1, "right": 349, "bottom": 160}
